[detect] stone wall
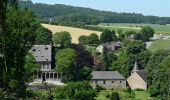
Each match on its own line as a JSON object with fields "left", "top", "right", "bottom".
{"left": 90, "top": 79, "right": 126, "bottom": 89}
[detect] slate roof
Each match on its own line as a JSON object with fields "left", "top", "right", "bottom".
{"left": 136, "top": 70, "right": 147, "bottom": 83}
{"left": 131, "top": 61, "right": 148, "bottom": 83}
{"left": 30, "top": 45, "right": 51, "bottom": 62}
{"left": 101, "top": 42, "right": 121, "bottom": 49}
{"left": 91, "top": 71, "right": 126, "bottom": 80}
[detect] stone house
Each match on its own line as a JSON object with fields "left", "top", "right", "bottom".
{"left": 91, "top": 71, "right": 126, "bottom": 89}
{"left": 127, "top": 61, "right": 147, "bottom": 90}
{"left": 30, "top": 45, "right": 63, "bottom": 85}
{"left": 96, "top": 42, "right": 121, "bottom": 53}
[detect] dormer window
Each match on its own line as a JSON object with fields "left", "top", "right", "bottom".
{"left": 32, "top": 49, "right": 36, "bottom": 52}
{"left": 42, "top": 56, "right": 44, "bottom": 57}
{"left": 45, "top": 47, "right": 48, "bottom": 50}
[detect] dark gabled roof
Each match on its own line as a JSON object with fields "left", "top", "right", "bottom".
{"left": 136, "top": 70, "right": 147, "bottom": 83}
{"left": 92, "top": 71, "right": 126, "bottom": 80}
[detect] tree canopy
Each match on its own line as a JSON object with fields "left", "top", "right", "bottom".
{"left": 20, "top": 1, "right": 170, "bottom": 25}
{"left": 100, "top": 29, "right": 117, "bottom": 43}
{"left": 53, "top": 31, "right": 72, "bottom": 48}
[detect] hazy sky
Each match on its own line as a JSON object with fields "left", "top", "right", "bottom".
{"left": 32, "top": 0, "right": 170, "bottom": 17}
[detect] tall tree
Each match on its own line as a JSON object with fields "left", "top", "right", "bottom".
{"left": 35, "top": 26, "right": 52, "bottom": 45}
{"left": 53, "top": 31, "right": 72, "bottom": 48}
{"left": 100, "top": 29, "right": 117, "bottom": 43}
{"left": 87, "top": 33, "right": 99, "bottom": 45}
{"left": 140, "top": 26, "right": 155, "bottom": 41}
{"left": 2, "top": 6, "right": 39, "bottom": 97}
{"left": 55, "top": 48, "right": 77, "bottom": 82}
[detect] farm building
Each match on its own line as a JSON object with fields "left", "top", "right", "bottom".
{"left": 96, "top": 42, "right": 121, "bottom": 53}
{"left": 91, "top": 71, "right": 126, "bottom": 89}
{"left": 127, "top": 61, "right": 147, "bottom": 90}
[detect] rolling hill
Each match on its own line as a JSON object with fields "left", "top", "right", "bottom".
{"left": 20, "top": 0, "right": 170, "bottom": 25}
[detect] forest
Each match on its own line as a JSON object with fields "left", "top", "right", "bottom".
{"left": 19, "top": 0, "right": 170, "bottom": 25}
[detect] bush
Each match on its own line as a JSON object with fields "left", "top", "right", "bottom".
{"left": 110, "top": 91, "right": 120, "bottom": 100}
{"left": 95, "top": 84, "right": 104, "bottom": 92}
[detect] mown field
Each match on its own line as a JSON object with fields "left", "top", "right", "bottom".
{"left": 42, "top": 24, "right": 102, "bottom": 44}
{"left": 148, "top": 40, "right": 170, "bottom": 52}
{"left": 96, "top": 23, "right": 170, "bottom": 35}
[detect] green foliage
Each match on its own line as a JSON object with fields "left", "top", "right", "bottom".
{"left": 79, "top": 35, "right": 88, "bottom": 44}
{"left": 124, "top": 40, "right": 146, "bottom": 55}
{"left": 135, "top": 26, "right": 155, "bottom": 41}
{"left": 112, "top": 40, "right": 149, "bottom": 77}
{"left": 78, "top": 33, "right": 99, "bottom": 45}
{"left": 87, "top": 33, "right": 100, "bottom": 45}
{"left": 53, "top": 31, "right": 71, "bottom": 48}
{"left": 35, "top": 26, "right": 52, "bottom": 45}
{"left": 110, "top": 91, "right": 120, "bottom": 100}
{"left": 20, "top": 1, "right": 170, "bottom": 25}
{"left": 147, "top": 50, "right": 170, "bottom": 99}
{"left": 55, "top": 48, "right": 77, "bottom": 82}
{"left": 100, "top": 29, "right": 117, "bottom": 43}
{"left": 95, "top": 84, "right": 105, "bottom": 92}
{"left": 1, "top": 6, "right": 39, "bottom": 97}
{"left": 124, "top": 30, "right": 136, "bottom": 37}
{"left": 53, "top": 81, "right": 96, "bottom": 100}
{"left": 24, "top": 53, "right": 41, "bottom": 82}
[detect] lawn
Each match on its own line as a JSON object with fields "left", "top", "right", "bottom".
{"left": 96, "top": 23, "right": 170, "bottom": 35}
{"left": 134, "top": 90, "right": 150, "bottom": 100}
{"left": 148, "top": 40, "right": 170, "bottom": 52}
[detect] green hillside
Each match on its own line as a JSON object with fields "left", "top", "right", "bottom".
{"left": 19, "top": 0, "right": 170, "bottom": 25}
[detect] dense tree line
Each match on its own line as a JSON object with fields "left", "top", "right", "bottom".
{"left": 19, "top": 1, "right": 170, "bottom": 25}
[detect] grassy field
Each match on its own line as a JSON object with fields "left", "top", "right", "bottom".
{"left": 95, "top": 90, "right": 152, "bottom": 100}
{"left": 134, "top": 90, "right": 150, "bottom": 100}
{"left": 97, "top": 23, "right": 170, "bottom": 35}
{"left": 42, "top": 24, "right": 102, "bottom": 44}
{"left": 148, "top": 40, "right": 170, "bottom": 52}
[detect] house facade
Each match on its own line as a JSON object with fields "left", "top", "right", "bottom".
{"left": 127, "top": 61, "right": 147, "bottom": 90}
{"left": 91, "top": 71, "right": 126, "bottom": 89}
{"left": 30, "top": 45, "right": 63, "bottom": 85}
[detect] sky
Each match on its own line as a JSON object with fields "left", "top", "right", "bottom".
{"left": 31, "top": 0, "right": 170, "bottom": 17}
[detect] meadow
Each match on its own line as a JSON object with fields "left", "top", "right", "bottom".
{"left": 42, "top": 24, "right": 102, "bottom": 44}
{"left": 95, "top": 89, "right": 151, "bottom": 100}
{"left": 97, "top": 23, "right": 170, "bottom": 35}
{"left": 148, "top": 40, "right": 170, "bottom": 52}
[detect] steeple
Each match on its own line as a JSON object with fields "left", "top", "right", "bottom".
{"left": 131, "top": 61, "right": 139, "bottom": 74}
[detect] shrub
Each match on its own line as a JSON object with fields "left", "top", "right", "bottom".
{"left": 110, "top": 91, "right": 120, "bottom": 100}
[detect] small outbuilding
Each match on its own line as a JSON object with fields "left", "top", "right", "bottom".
{"left": 96, "top": 42, "right": 121, "bottom": 53}
{"left": 91, "top": 71, "right": 126, "bottom": 89}
{"left": 127, "top": 61, "right": 147, "bottom": 90}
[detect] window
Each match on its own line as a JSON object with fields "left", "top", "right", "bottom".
{"left": 112, "top": 81, "right": 114, "bottom": 83}
{"left": 45, "top": 47, "right": 48, "bottom": 50}
{"left": 103, "top": 80, "right": 105, "bottom": 84}
{"left": 32, "top": 49, "right": 36, "bottom": 52}
{"left": 95, "top": 81, "right": 97, "bottom": 83}
{"left": 120, "top": 81, "right": 122, "bottom": 83}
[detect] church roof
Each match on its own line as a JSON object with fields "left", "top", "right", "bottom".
{"left": 136, "top": 70, "right": 147, "bottom": 83}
